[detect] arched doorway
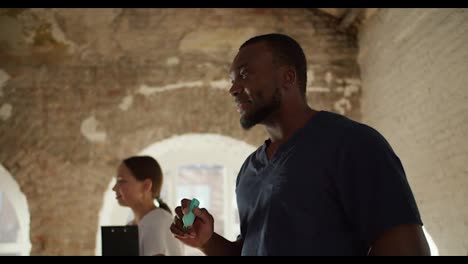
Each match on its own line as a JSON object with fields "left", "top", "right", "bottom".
{"left": 0, "top": 165, "right": 31, "bottom": 256}
{"left": 96, "top": 133, "right": 256, "bottom": 255}
{"left": 423, "top": 227, "right": 439, "bottom": 256}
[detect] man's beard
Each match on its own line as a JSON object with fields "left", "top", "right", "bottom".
{"left": 240, "top": 86, "right": 281, "bottom": 130}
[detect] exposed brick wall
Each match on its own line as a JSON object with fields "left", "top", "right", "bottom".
{"left": 358, "top": 8, "right": 468, "bottom": 255}
{"left": 0, "top": 8, "right": 360, "bottom": 255}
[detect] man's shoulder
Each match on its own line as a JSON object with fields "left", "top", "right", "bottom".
{"left": 318, "top": 111, "right": 362, "bottom": 129}
{"left": 320, "top": 111, "right": 382, "bottom": 136}
{"left": 309, "top": 111, "right": 363, "bottom": 139}
{"left": 317, "top": 111, "right": 390, "bottom": 148}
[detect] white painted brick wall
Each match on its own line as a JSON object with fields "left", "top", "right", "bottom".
{"left": 358, "top": 8, "right": 468, "bottom": 255}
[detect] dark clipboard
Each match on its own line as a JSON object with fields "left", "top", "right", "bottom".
{"left": 101, "top": 225, "right": 139, "bottom": 256}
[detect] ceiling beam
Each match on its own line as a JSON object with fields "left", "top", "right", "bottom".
{"left": 338, "top": 8, "right": 364, "bottom": 31}
{"left": 317, "top": 8, "right": 347, "bottom": 18}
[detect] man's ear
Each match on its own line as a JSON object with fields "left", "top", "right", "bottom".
{"left": 282, "top": 66, "right": 297, "bottom": 91}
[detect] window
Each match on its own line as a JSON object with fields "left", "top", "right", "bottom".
{"left": 173, "top": 164, "right": 232, "bottom": 256}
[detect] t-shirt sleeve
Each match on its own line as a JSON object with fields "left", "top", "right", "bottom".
{"left": 334, "top": 123, "right": 423, "bottom": 249}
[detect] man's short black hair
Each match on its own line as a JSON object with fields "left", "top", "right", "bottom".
{"left": 240, "top": 33, "right": 308, "bottom": 97}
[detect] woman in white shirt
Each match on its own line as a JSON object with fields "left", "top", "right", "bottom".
{"left": 112, "top": 156, "right": 183, "bottom": 256}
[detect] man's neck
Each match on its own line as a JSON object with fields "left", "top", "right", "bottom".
{"left": 265, "top": 105, "right": 316, "bottom": 144}
{"left": 263, "top": 104, "right": 317, "bottom": 159}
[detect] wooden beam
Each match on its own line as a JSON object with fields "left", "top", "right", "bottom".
{"left": 338, "top": 8, "right": 364, "bottom": 31}
{"left": 317, "top": 8, "right": 347, "bottom": 18}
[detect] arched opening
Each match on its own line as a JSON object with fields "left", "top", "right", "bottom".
{"left": 95, "top": 133, "right": 256, "bottom": 255}
{"left": 0, "top": 165, "right": 31, "bottom": 256}
{"left": 423, "top": 227, "right": 439, "bottom": 256}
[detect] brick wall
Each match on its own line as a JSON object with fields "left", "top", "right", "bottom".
{"left": 0, "top": 8, "right": 360, "bottom": 255}
{"left": 358, "top": 8, "right": 468, "bottom": 255}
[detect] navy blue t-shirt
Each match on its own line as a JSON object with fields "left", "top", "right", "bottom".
{"left": 235, "top": 111, "right": 422, "bottom": 256}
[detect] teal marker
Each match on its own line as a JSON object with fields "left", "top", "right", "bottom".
{"left": 183, "top": 198, "right": 200, "bottom": 229}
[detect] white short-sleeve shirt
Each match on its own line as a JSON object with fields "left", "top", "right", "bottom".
{"left": 135, "top": 208, "right": 184, "bottom": 256}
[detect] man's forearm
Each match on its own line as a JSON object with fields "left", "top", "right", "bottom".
{"left": 199, "top": 232, "right": 243, "bottom": 256}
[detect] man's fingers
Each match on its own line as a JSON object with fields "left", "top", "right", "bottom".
{"left": 174, "top": 234, "right": 195, "bottom": 241}
{"left": 193, "top": 208, "right": 212, "bottom": 225}
{"left": 174, "top": 206, "right": 184, "bottom": 219}
{"left": 181, "top": 198, "right": 191, "bottom": 214}
{"left": 173, "top": 215, "right": 185, "bottom": 229}
{"left": 181, "top": 225, "right": 195, "bottom": 237}
{"left": 171, "top": 223, "right": 196, "bottom": 239}
{"left": 170, "top": 222, "right": 186, "bottom": 237}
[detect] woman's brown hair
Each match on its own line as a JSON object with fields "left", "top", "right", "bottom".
{"left": 123, "top": 156, "right": 171, "bottom": 214}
